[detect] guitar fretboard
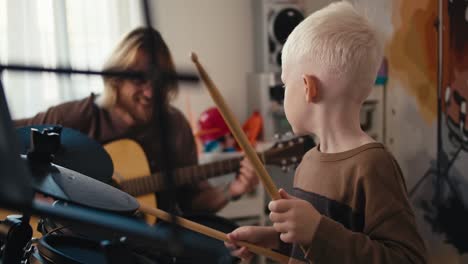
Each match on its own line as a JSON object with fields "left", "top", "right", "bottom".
{"left": 120, "top": 156, "right": 244, "bottom": 196}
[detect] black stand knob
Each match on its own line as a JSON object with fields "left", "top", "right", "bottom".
{"left": 27, "top": 126, "right": 62, "bottom": 164}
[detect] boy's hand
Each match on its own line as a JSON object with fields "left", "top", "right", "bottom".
{"left": 225, "top": 226, "right": 279, "bottom": 262}
{"left": 269, "top": 189, "right": 321, "bottom": 245}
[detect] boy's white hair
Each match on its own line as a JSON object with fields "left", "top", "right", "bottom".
{"left": 282, "top": 1, "right": 385, "bottom": 101}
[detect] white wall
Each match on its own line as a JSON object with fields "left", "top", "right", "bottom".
{"left": 152, "top": 0, "right": 255, "bottom": 127}
{"left": 151, "top": 0, "right": 334, "bottom": 128}
{"left": 305, "top": 0, "right": 333, "bottom": 13}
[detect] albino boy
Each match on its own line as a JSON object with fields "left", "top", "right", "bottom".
{"left": 226, "top": 2, "right": 427, "bottom": 263}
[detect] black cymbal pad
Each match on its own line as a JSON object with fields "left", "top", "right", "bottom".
{"left": 28, "top": 158, "right": 139, "bottom": 213}
{"left": 16, "top": 125, "right": 113, "bottom": 184}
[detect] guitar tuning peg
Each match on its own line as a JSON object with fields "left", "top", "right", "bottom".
{"left": 298, "top": 137, "right": 304, "bottom": 143}
{"left": 281, "top": 159, "right": 287, "bottom": 165}
{"left": 290, "top": 157, "right": 298, "bottom": 163}
{"left": 277, "top": 143, "right": 284, "bottom": 148}
{"left": 285, "top": 131, "right": 293, "bottom": 137}
{"left": 288, "top": 141, "right": 294, "bottom": 147}
{"left": 445, "top": 86, "right": 451, "bottom": 104}
{"left": 286, "top": 166, "right": 292, "bottom": 172}
{"left": 274, "top": 133, "right": 281, "bottom": 140}
{"left": 281, "top": 166, "right": 287, "bottom": 172}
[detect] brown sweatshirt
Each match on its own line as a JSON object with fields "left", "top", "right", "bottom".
{"left": 287, "top": 143, "right": 427, "bottom": 264}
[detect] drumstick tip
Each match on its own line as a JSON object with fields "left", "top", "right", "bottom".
{"left": 190, "top": 52, "right": 198, "bottom": 63}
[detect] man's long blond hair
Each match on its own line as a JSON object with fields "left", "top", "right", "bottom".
{"left": 98, "top": 27, "right": 178, "bottom": 109}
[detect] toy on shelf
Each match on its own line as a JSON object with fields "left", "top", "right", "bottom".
{"left": 197, "top": 107, "right": 262, "bottom": 153}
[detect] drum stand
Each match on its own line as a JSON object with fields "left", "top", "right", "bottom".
{"left": 100, "top": 238, "right": 133, "bottom": 264}
{"left": 0, "top": 127, "right": 136, "bottom": 264}
{"left": 0, "top": 215, "right": 33, "bottom": 263}
{"left": 0, "top": 213, "right": 142, "bottom": 264}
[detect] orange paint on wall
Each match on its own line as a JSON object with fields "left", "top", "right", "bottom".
{"left": 387, "top": 0, "right": 438, "bottom": 123}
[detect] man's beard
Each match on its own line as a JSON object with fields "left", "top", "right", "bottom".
{"left": 120, "top": 98, "right": 153, "bottom": 125}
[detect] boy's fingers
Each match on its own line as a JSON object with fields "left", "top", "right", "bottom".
{"left": 269, "top": 211, "right": 286, "bottom": 223}
{"left": 229, "top": 227, "right": 252, "bottom": 241}
{"left": 278, "top": 188, "right": 291, "bottom": 199}
{"left": 225, "top": 241, "right": 237, "bottom": 250}
{"left": 279, "top": 188, "right": 298, "bottom": 199}
{"left": 226, "top": 233, "right": 234, "bottom": 241}
{"left": 231, "top": 247, "right": 253, "bottom": 260}
{"left": 268, "top": 200, "right": 291, "bottom": 213}
{"left": 238, "top": 247, "right": 254, "bottom": 260}
{"left": 280, "top": 232, "right": 294, "bottom": 243}
{"left": 231, "top": 248, "right": 243, "bottom": 257}
{"left": 272, "top": 222, "right": 289, "bottom": 233}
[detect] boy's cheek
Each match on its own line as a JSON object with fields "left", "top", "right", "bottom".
{"left": 284, "top": 98, "right": 306, "bottom": 133}
{"left": 285, "top": 111, "right": 301, "bottom": 134}
{"left": 283, "top": 94, "right": 292, "bottom": 120}
{"left": 283, "top": 99, "right": 296, "bottom": 129}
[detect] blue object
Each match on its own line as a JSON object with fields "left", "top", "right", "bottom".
{"left": 375, "top": 58, "right": 388, "bottom": 85}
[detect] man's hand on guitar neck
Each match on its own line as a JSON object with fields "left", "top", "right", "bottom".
{"left": 228, "top": 158, "right": 259, "bottom": 200}
{"left": 190, "top": 158, "right": 259, "bottom": 212}
{"left": 188, "top": 157, "right": 260, "bottom": 213}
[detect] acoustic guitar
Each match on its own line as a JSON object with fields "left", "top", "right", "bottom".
{"left": 104, "top": 135, "right": 315, "bottom": 224}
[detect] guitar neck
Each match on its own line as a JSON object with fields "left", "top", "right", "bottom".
{"left": 121, "top": 156, "right": 244, "bottom": 196}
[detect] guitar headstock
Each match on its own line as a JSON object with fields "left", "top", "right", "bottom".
{"left": 263, "top": 134, "right": 315, "bottom": 172}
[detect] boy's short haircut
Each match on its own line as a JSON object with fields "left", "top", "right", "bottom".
{"left": 282, "top": 1, "right": 384, "bottom": 101}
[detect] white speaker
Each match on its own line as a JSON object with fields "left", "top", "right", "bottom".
{"left": 253, "top": 0, "right": 305, "bottom": 73}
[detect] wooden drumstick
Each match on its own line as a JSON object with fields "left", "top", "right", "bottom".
{"left": 190, "top": 52, "right": 280, "bottom": 201}
{"left": 139, "top": 204, "right": 290, "bottom": 263}
{"left": 190, "top": 52, "right": 311, "bottom": 262}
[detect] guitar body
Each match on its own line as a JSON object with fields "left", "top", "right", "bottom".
{"left": 104, "top": 139, "right": 157, "bottom": 224}
{"left": 103, "top": 135, "right": 314, "bottom": 224}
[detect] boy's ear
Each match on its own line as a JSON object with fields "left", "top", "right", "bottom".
{"left": 303, "top": 74, "right": 318, "bottom": 103}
